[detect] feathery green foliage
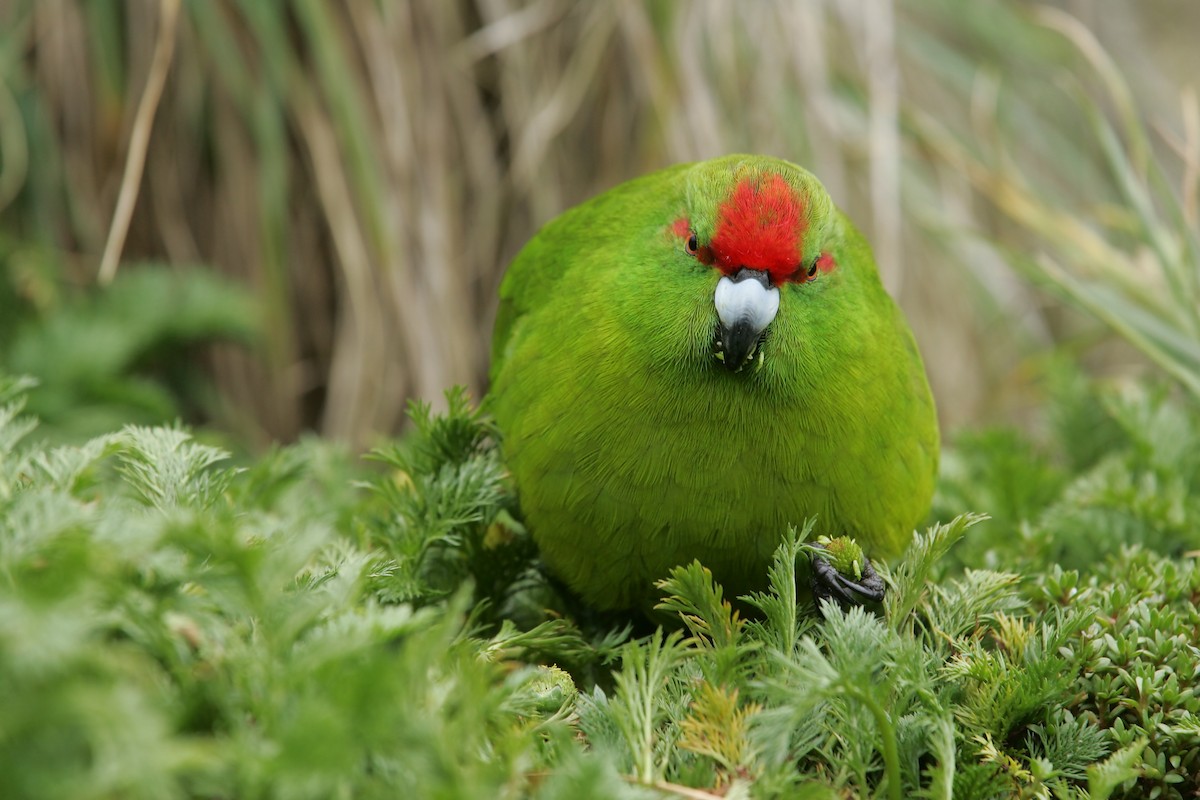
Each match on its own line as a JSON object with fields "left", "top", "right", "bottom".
{"left": 0, "top": 380, "right": 617, "bottom": 798}
{"left": 2, "top": 374, "right": 1199, "bottom": 798}
{"left": 1, "top": 265, "right": 257, "bottom": 443}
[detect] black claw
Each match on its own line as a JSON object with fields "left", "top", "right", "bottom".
{"left": 811, "top": 549, "right": 886, "bottom": 613}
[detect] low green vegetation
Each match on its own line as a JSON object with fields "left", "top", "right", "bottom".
{"left": 0, "top": 264, "right": 258, "bottom": 443}
{"left": 1, "top": 373, "right": 1198, "bottom": 799}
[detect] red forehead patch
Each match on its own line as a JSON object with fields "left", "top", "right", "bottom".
{"left": 710, "top": 174, "right": 806, "bottom": 283}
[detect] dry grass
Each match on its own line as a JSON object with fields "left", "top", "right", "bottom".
{"left": 0, "top": 0, "right": 1195, "bottom": 445}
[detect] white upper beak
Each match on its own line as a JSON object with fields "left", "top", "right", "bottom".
{"left": 714, "top": 273, "right": 780, "bottom": 335}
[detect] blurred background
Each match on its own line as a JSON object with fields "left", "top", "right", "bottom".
{"left": 0, "top": 0, "right": 1196, "bottom": 449}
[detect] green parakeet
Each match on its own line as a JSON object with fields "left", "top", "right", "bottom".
{"left": 489, "top": 155, "right": 938, "bottom": 610}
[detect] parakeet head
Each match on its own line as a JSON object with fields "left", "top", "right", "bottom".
{"left": 666, "top": 155, "right": 847, "bottom": 373}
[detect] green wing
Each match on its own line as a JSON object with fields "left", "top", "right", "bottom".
{"left": 489, "top": 164, "right": 692, "bottom": 380}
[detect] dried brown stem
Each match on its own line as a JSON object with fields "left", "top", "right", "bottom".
{"left": 97, "top": 0, "right": 180, "bottom": 285}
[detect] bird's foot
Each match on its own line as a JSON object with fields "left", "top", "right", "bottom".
{"left": 810, "top": 544, "right": 885, "bottom": 611}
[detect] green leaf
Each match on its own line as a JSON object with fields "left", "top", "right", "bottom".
{"left": 885, "top": 513, "right": 989, "bottom": 630}
{"left": 741, "top": 520, "right": 818, "bottom": 658}
{"left": 607, "top": 629, "right": 689, "bottom": 783}
{"left": 1086, "top": 737, "right": 1146, "bottom": 800}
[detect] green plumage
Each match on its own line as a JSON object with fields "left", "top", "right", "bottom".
{"left": 489, "top": 155, "right": 938, "bottom": 610}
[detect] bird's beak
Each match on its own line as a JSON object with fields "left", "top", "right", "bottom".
{"left": 713, "top": 268, "right": 779, "bottom": 372}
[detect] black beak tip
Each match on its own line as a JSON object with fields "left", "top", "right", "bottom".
{"left": 717, "top": 320, "right": 762, "bottom": 372}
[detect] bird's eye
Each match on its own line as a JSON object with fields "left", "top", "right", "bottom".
{"left": 686, "top": 234, "right": 700, "bottom": 255}
{"left": 803, "top": 252, "right": 835, "bottom": 281}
